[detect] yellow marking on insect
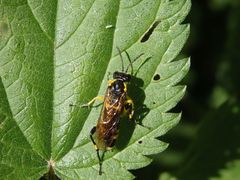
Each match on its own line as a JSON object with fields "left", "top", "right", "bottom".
{"left": 123, "top": 82, "right": 127, "bottom": 92}
{"left": 106, "top": 147, "right": 113, "bottom": 151}
{"left": 108, "top": 79, "right": 116, "bottom": 86}
{"left": 105, "top": 103, "right": 118, "bottom": 110}
{"left": 94, "top": 144, "right": 98, "bottom": 150}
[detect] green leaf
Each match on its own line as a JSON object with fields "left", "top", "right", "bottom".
{"left": 0, "top": 0, "right": 190, "bottom": 179}
{"left": 210, "top": 160, "right": 240, "bottom": 180}
{"left": 178, "top": 102, "right": 240, "bottom": 180}
{"left": 159, "top": 172, "right": 177, "bottom": 180}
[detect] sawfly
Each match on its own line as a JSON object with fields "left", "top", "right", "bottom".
{"left": 80, "top": 48, "right": 145, "bottom": 175}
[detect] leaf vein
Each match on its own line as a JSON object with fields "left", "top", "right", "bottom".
{"left": 55, "top": 1, "right": 96, "bottom": 49}
{"left": 26, "top": 1, "right": 53, "bottom": 43}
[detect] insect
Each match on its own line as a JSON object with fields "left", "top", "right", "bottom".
{"left": 81, "top": 48, "right": 144, "bottom": 175}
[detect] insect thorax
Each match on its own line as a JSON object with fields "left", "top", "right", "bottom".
{"left": 113, "top": 71, "right": 131, "bottom": 82}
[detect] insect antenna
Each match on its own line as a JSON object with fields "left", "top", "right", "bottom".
{"left": 116, "top": 46, "right": 124, "bottom": 72}
{"left": 134, "top": 56, "right": 151, "bottom": 76}
{"left": 125, "top": 51, "right": 144, "bottom": 75}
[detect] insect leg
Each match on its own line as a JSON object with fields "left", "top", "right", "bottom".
{"left": 124, "top": 96, "right": 134, "bottom": 119}
{"left": 81, "top": 96, "right": 104, "bottom": 108}
{"left": 90, "top": 126, "right": 103, "bottom": 175}
{"left": 124, "top": 97, "right": 150, "bottom": 128}
{"left": 90, "top": 126, "right": 97, "bottom": 145}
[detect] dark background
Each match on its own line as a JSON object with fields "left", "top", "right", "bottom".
{"left": 133, "top": 1, "right": 240, "bottom": 179}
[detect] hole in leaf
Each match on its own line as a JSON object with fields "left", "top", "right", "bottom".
{"left": 140, "top": 20, "right": 161, "bottom": 43}
{"left": 153, "top": 101, "right": 156, "bottom": 104}
{"left": 153, "top": 74, "right": 160, "bottom": 81}
{"left": 138, "top": 140, "right": 143, "bottom": 144}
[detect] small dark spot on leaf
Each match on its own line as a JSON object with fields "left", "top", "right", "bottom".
{"left": 141, "top": 20, "right": 161, "bottom": 43}
{"left": 153, "top": 74, "right": 160, "bottom": 81}
{"left": 138, "top": 140, "right": 143, "bottom": 144}
{"left": 153, "top": 102, "right": 156, "bottom": 104}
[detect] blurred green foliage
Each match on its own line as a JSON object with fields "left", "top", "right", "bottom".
{"left": 133, "top": 1, "right": 240, "bottom": 179}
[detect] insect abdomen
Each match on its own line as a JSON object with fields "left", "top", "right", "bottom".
{"left": 96, "top": 119, "right": 120, "bottom": 150}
